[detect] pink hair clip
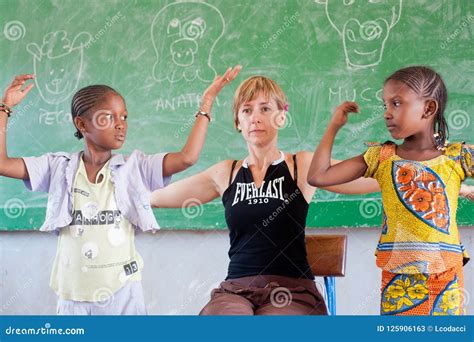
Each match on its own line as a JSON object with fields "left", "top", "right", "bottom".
{"left": 284, "top": 103, "right": 289, "bottom": 112}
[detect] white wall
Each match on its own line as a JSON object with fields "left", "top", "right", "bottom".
{"left": 1, "top": 228, "right": 472, "bottom": 315}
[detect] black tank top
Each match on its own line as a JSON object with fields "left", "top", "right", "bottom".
{"left": 222, "top": 152, "right": 314, "bottom": 280}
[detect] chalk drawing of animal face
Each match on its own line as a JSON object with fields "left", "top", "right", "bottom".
{"left": 316, "top": 0, "right": 402, "bottom": 69}
{"left": 26, "top": 31, "right": 92, "bottom": 104}
{"left": 151, "top": 1, "right": 225, "bottom": 83}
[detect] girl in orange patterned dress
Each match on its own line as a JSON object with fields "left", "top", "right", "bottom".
{"left": 307, "top": 66, "right": 473, "bottom": 315}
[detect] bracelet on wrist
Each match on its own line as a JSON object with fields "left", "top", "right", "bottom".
{"left": 0, "top": 103, "right": 12, "bottom": 117}
{"left": 195, "top": 110, "right": 211, "bottom": 122}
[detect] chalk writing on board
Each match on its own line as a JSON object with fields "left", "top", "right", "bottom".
{"left": 155, "top": 92, "right": 224, "bottom": 112}
{"left": 38, "top": 109, "right": 72, "bottom": 125}
{"left": 151, "top": 1, "right": 225, "bottom": 83}
{"left": 328, "top": 87, "right": 383, "bottom": 103}
{"left": 315, "top": 0, "right": 402, "bottom": 69}
{"left": 26, "top": 31, "right": 92, "bottom": 104}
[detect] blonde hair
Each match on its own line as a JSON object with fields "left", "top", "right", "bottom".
{"left": 232, "top": 76, "right": 287, "bottom": 131}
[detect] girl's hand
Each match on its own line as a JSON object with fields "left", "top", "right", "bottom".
{"left": 2, "top": 74, "right": 35, "bottom": 108}
{"left": 329, "top": 101, "right": 359, "bottom": 130}
{"left": 460, "top": 184, "right": 474, "bottom": 201}
{"left": 200, "top": 65, "right": 242, "bottom": 112}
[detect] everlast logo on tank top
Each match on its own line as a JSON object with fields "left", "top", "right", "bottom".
{"left": 232, "top": 176, "right": 285, "bottom": 206}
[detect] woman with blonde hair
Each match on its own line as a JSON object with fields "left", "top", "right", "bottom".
{"left": 151, "top": 75, "right": 379, "bottom": 315}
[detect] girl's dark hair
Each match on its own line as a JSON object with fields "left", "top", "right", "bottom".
{"left": 71, "top": 85, "right": 121, "bottom": 139}
{"left": 385, "top": 66, "right": 449, "bottom": 149}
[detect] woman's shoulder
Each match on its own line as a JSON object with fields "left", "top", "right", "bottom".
{"left": 294, "top": 150, "right": 311, "bottom": 159}
{"left": 291, "top": 151, "right": 314, "bottom": 176}
{"left": 289, "top": 151, "right": 308, "bottom": 167}
{"left": 212, "top": 159, "right": 241, "bottom": 169}
{"left": 206, "top": 159, "right": 243, "bottom": 179}
{"left": 292, "top": 150, "right": 313, "bottom": 164}
{"left": 206, "top": 159, "right": 244, "bottom": 192}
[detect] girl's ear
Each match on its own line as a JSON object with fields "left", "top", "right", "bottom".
{"left": 74, "top": 116, "right": 86, "bottom": 132}
{"left": 423, "top": 99, "right": 438, "bottom": 118}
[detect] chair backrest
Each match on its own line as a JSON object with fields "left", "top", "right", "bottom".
{"left": 305, "top": 234, "right": 347, "bottom": 277}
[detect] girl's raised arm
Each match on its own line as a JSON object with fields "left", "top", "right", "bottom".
{"left": 162, "top": 66, "right": 241, "bottom": 177}
{"left": 0, "top": 74, "right": 35, "bottom": 180}
{"left": 307, "top": 101, "right": 368, "bottom": 187}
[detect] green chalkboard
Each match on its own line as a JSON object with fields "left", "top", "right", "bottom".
{"left": 0, "top": 0, "right": 472, "bottom": 230}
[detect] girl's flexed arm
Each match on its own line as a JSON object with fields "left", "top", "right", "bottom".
{"left": 162, "top": 66, "right": 242, "bottom": 177}
{"left": 0, "top": 74, "right": 35, "bottom": 179}
{"left": 307, "top": 101, "right": 368, "bottom": 187}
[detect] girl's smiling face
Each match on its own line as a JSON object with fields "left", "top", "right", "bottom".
{"left": 237, "top": 93, "right": 285, "bottom": 147}
{"left": 382, "top": 79, "right": 434, "bottom": 140}
{"left": 79, "top": 92, "right": 128, "bottom": 150}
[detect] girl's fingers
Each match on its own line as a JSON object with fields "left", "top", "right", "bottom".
{"left": 21, "top": 83, "right": 34, "bottom": 95}
{"left": 12, "top": 74, "right": 34, "bottom": 85}
{"left": 344, "top": 103, "right": 359, "bottom": 113}
{"left": 347, "top": 107, "right": 358, "bottom": 113}
{"left": 8, "top": 74, "right": 34, "bottom": 90}
{"left": 12, "top": 80, "right": 27, "bottom": 89}
{"left": 9, "top": 79, "right": 24, "bottom": 88}
{"left": 14, "top": 74, "right": 34, "bottom": 81}
{"left": 342, "top": 101, "right": 357, "bottom": 108}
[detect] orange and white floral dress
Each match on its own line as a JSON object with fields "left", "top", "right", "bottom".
{"left": 363, "top": 141, "right": 472, "bottom": 315}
